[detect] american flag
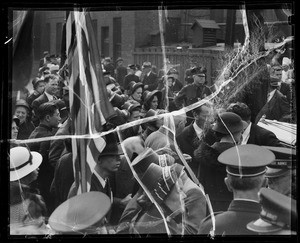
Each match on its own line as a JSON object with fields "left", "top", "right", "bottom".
{"left": 66, "top": 10, "right": 116, "bottom": 193}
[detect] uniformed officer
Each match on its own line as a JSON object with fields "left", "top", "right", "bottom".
{"left": 48, "top": 191, "right": 112, "bottom": 234}
{"left": 174, "top": 68, "right": 212, "bottom": 125}
{"left": 263, "top": 146, "right": 296, "bottom": 199}
{"left": 174, "top": 67, "right": 211, "bottom": 109}
{"left": 198, "top": 144, "right": 275, "bottom": 236}
{"left": 247, "top": 188, "right": 297, "bottom": 235}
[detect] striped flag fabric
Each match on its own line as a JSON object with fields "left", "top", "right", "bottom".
{"left": 66, "top": 10, "right": 116, "bottom": 193}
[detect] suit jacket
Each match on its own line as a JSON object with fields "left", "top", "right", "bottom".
{"left": 194, "top": 142, "right": 234, "bottom": 212}
{"left": 198, "top": 200, "right": 261, "bottom": 235}
{"left": 176, "top": 124, "right": 198, "bottom": 159}
{"left": 141, "top": 72, "right": 158, "bottom": 91}
{"left": 174, "top": 83, "right": 212, "bottom": 109}
{"left": 255, "top": 90, "right": 290, "bottom": 123}
{"left": 248, "top": 123, "right": 282, "bottom": 146}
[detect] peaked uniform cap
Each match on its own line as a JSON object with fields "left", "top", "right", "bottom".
{"left": 212, "top": 112, "right": 248, "bottom": 135}
{"left": 48, "top": 191, "right": 111, "bottom": 233}
{"left": 247, "top": 188, "right": 297, "bottom": 233}
{"left": 263, "top": 146, "right": 296, "bottom": 178}
{"left": 218, "top": 144, "right": 275, "bottom": 177}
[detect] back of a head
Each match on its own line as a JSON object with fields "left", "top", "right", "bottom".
{"left": 37, "top": 102, "right": 58, "bottom": 121}
{"left": 226, "top": 102, "right": 251, "bottom": 122}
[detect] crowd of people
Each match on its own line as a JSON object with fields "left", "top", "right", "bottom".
{"left": 9, "top": 47, "right": 296, "bottom": 237}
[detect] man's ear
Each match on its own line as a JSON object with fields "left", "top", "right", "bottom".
{"left": 224, "top": 177, "right": 232, "bottom": 192}
{"left": 45, "top": 114, "right": 50, "bottom": 122}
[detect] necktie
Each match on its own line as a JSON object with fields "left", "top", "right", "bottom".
{"left": 104, "top": 178, "right": 112, "bottom": 199}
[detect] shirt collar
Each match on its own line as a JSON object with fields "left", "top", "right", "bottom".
{"left": 267, "top": 89, "right": 276, "bottom": 102}
{"left": 44, "top": 91, "right": 54, "bottom": 101}
{"left": 193, "top": 122, "right": 203, "bottom": 139}
{"left": 94, "top": 171, "right": 106, "bottom": 188}
{"left": 147, "top": 71, "right": 152, "bottom": 76}
{"left": 233, "top": 198, "right": 260, "bottom": 203}
{"left": 241, "top": 122, "right": 251, "bottom": 145}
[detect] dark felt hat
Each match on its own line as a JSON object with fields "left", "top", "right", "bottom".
{"left": 218, "top": 144, "right": 275, "bottom": 177}
{"left": 103, "top": 70, "right": 111, "bottom": 76}
{"left": 128, "top": 64, "right": 136, "bottom": 70}
{"left": 247, "top": 188, "right": 297, "bottom": 233}
{"left": 131, "top": 147, "right": 175, "bottom": 175}
{"left": 122, "top": 100, "right": 141, "bottom": 113}
{"left": 98, "top": 133, "right": 123, "bottom": 158}
{"left": 15, "top": 99, "right": 30, "bottom": 111}
{"left": 143, "top": 90, "right": 162, "bottom": 105}
{"left": 128, "top": 81, "right": 144, "bottom": 95}
{"left": 139, "top": 163, "right": 184, "bottom": 204}
{"left": 48, "top": 191, "right": 111, "bottom": 233}
{"left": 212, "top": 112, "right": 248, "bottom": 135}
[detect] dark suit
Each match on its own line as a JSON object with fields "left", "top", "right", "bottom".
{"left": 194, "top": 142, "right": 234, "bottom": 212}
{"left": 141, "top": 72, "right": 158, "bottom": 91}
{"left": 247, "top": 123, "right": 282, "bottom": 146}
{"left": 176, "top": 124, "right": 198, "bottom": 159}
{"left": 198, "top": 200, "right": 261, "bottom": 235}
{"left": 28, "top": 124, "right": 56, "bottom": 214}
{"left": 255, "top": 90, "right": 291, "bottom": 123}
{"left": 115, "top": 66, "right": 128, "bottom": 89}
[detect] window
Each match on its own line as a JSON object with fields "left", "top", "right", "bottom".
{"left": 113, "top": 17, "right": 122, "bottom": 61}
{"left": 101, "top": 26, "right": 109, "bottom": 57}
{"left": 56, "top": 22, "right": 62, "bottom": 55}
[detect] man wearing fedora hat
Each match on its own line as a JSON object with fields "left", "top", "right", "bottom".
{"left": 255, "top": 76, "right": 291, "bottom": 123}
{"left": 140, "top": 61, "right": 158, "bottom": 91}
{"left": 90, "top": 133, "right": 132, "bottom": 227}
{"left": 246, "top": 188, "right": 297, "bottom": 235}
{"left": 198, "top": 144, "right": 275, "bottom": 235}
{"left": 194, "top": 112, "right": 248, "bottom": 212}
{"left": 226, "top": 102, "right": 282, "bottom": 147}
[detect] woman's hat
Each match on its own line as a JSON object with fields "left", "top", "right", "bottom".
{"left": 128, "top": 81, "right": 144, "bottom": 95}
{"left": 15, "top": 99, "right": 30, "bottom": 111}
{"left": 212, "top": 112, "right": 248, "bottom": 135}
{"left": 122, "top": 100, "right": 141, "bottom": 113}
{"left": 143, "top": 90, "right": 162, "bottom": 106}
{"left": 48, "top": 191, "right": 111, "bottom": 233}
{"left": 10, "top": 147, "right": 43, "bottom": 181}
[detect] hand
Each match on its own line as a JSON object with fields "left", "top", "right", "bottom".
{"left": 144, "top": 85, "right": 149, "bottom": 89}
{"left": 120, "top": 193, "right": 132, "bottom": 207}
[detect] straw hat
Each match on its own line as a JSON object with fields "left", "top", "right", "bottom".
{"left": 10, "top": 147, "right": 43, "bottom": 181}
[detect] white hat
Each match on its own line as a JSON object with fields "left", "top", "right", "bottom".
{"left": 10, "top": 147, "right": 43, "bottom": 181}
{"left": 282, "top": 57, "right": 291, "bottom": 66}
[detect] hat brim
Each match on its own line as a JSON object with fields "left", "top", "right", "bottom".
{"left": 49, "top": 192, "right": 111, "bottom": 233}
{"left": 212, "top": 120, "right": 248, "bottom": 135}
{"left": 10, "top": 151, "right": 42, "bottom": 182}
{"left": 144, "top": 90, "right": 162, "bottom": 104}
{"left": 247, "top": 218, "right": 283, "bottom": 233}
{"left": 98, "top": 145, "right": 124, "bottom": 157}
